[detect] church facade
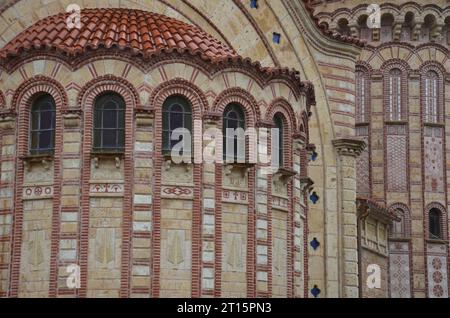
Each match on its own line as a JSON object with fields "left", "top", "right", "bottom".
{"left": 0, "top": 0, "right": 448, "bottom": 298}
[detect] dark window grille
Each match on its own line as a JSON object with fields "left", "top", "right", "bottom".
{"left": 30, "top": 94, "right": 56, "bottom": 155}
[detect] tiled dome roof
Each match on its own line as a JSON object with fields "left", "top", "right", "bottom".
{"left": 0, "top": 8, "right": 238, "bottom": 60}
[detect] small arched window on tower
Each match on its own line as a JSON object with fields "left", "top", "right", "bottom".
{"left": 445, "top": 17, "right": 450, "bottom": 45}
{"left": 358, "top": 15, "right": 371, "bottom": 41}
{"left": 429, "top": 208, "right": 442, "bottom": 240}
{"left": 387, "top": 68, "right": 402, "bottom": 121}
{"left": 337, "top": 18, "right": 351, "bottom": 37}
{"left": 30, "top": 94, "right": 56, "bottom": 155}
{"left": 380, "top": 13, "right": 394, "bottom": 42}
{"left": 272, "top": 113, "right": 284, "bottom": 168}
{"left": 162, "top": 96, "right": 192, "bottom": 156}
{"left": 223, "top": 104, "right": 245, "bottom": 163}
{"left": 421, "top": 14, "right": 436, "bottom": 42}
{"left": 93, "top": 93, "right": 125, "bottom": 153}
{"left": 401, "top": 12, "right": 414, "bottom": 41}
{"left": 424, "top": 70, "right": 439, "bottom": 123}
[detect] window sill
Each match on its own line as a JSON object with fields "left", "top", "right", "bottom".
{"left": 20, "top": 153, "right": 54, "bottom": 171}
{"left": 423, "top": 122, "right": 444, "bottom": 127}
{"left": 91, "top": 151, "right": 124, "bottom": 169}
{"left": 426, "top": 238, "right": 448, "bottom": 244}
{"left": 384, "top": 120, "right": 408, "bottom": 125}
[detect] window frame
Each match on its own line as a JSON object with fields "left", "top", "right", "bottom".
{"left": 29, "top": 94, "right": 56, "bottom": 156}
{"left": 223, "top": 103, "right": 246, "bottom": 163}
{"left": 93, "top": 92, "right": 126, "bottom": 153}
{"left": 162, "top": 95, "right": 192, "bottom": 156}
{"left": 272, "top": 113, "right": 284, "bottom": 168}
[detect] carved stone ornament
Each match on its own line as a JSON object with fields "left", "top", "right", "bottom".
{"left": 21, "top": 154, "right": 53, "bottom": 172}
{"left": 299, "top": 176, "right": 314, "bottom": 194}
{"left": 92, "top": 153, "right": 123, "bottom": 169}
{"left": 332, "top": 138, "right": 366, "bottom": 157}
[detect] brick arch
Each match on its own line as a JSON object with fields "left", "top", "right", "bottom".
{"left": 9, "top": 75, "right": 66, "bottom": 297}
{"left": 389, "top": 203, "right": 411, "bottom": 238}
{"left": 212, "top": 87, "right": 260, "bottom": 128}
{"left": 266, "top": 97, "right": 298, "bottom": 134}
{"left": 77, "top": 75, "right": 138, "bottom": 298}
{"left": 77, "top": 74, "right": 141, "bottom": 112}
{"left": 425, "top": 202, "right": 448, "bottom": 240}
{"left": 149, "top": 78, "right": 207, "bottom": 120}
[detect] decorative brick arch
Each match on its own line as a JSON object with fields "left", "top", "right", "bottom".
{"left": 9, "top": 75, "right": 66, "bottom": 297}
{"left": 212, "top": 87, "right": 260, "bottom": 127}
{"left": 149, "top": 77, "right": 207, "bottom": 120}
{"left": 77, "top": 75, "right": 138, "bottom": 298}
{"left": 425, "top": 202, "right": 448, "bottom": 241}
{"left": 389, "top": 203, "right": 412, "bottom": 238}
{"left": 149, "top": 78, "right": 207, "bottom": 298}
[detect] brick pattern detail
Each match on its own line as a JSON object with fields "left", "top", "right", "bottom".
{"left": 386, "top": 125, "right": 408, "bottom": 192}
{"left": 426, "top": 243, "right": 448, "bottom": 298}
{"left": 424, "top": 126, "right": 444, "bottom": 193}
{"left": 389, "top": 241, "right": 412, "bottom": 298}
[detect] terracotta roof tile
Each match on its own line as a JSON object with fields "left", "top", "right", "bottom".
{"left": 0, "top": 8, "right": 238, "bottom": 60}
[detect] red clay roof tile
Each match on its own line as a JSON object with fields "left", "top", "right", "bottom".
{"left": 0, "top": 8, "right": 238, "bottom": 60}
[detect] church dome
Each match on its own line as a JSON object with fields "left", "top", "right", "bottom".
{"left": 0, "top": 8, "right": 238, "bottom": 60}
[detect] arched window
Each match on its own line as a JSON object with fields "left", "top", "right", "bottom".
{"left": 424, "top": 70, "right": 439, "bottom": 123}
{"left": 356, "top": 70, "right": 369, "bottom": 123}
{"left": 380, "top": 14, "right": 394, "bottom": 42}
{"left": 162, "top": 95, "right": 192, "bottom": 154}
{"left": 388, "top": 68, "right": 402, "bottom": 121}
{"left": 30, "top": 94, "right": 56, "bottom": 155}
{"left": 429, "top": 208, "right": 442, "bottom": 239}
{"left": 272, "top": 113, "right": 284, "bottom": 167}
{"left": 357, "top": 15, "right": 371, "bottom": 41}
{"left": 223, "top": 104, "right": 245, "bottom": 162}
{"left": 401, "top": 12, "right": 414, "bottom": 41}
{"left": 337, "top": 18, "right": 351, "bottom": 36}
{"left": 390, "top": 207, "right": 409, "bottom": 239}
{"left": 93, "top": 93, "right": 125, "bottom": 152}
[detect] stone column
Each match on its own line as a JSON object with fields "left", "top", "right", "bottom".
{"left": 332, "top": 138, "right": 366, "bottom": 298}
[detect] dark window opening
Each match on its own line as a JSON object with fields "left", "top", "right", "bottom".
{"left": 429, "top": 208, "right": 442, "bottom": 239}
{"left": 30, "top": 94, "right": 56, "bottom": 155}
{"left": 223, "top": 103, "right": 245, "bottom": 163}
{"left": 93, "top": 93, "right": 125, "bottom": 153}
{"left": 162, "top": 95, "right": 192, "bottom": 155}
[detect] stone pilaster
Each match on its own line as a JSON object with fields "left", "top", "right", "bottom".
{"left": 332, "top": 138, "right": 366, "bottom": 298}
{"left": 0, "top": 115, "right": 15, "bottom": 297}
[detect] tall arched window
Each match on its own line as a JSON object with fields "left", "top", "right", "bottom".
{"left": 429, "top": 208, "right": 442, "bottom": 239}
{"left": 356, "top": 70, "right": 369, "bottom": 123}
{"left": 30, "top": 94, "right": 56, "bottom": 155}
{"left": 223, "top": 103, "right": 245, "bottom": 162}
{"left": 162, "top": 95, "right": 192, "bottom": 154}
{"left": 388, "top": 68, "right": 402, "bottom": 121}
{"left": 93, "top": 93, "right": 125, "bottom": 152}
{"left": 380, "top": 14, "right": 394, "bottom": 42}
{"left": 272, "top": 113, "right": 284, "bottom": 167}
{"left": 424, "top": 70, "right": 439, "bottom": 123}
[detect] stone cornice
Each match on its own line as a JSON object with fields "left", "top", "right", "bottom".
{"left": 332, "top": 138, "right": 366, "bottom": 157}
